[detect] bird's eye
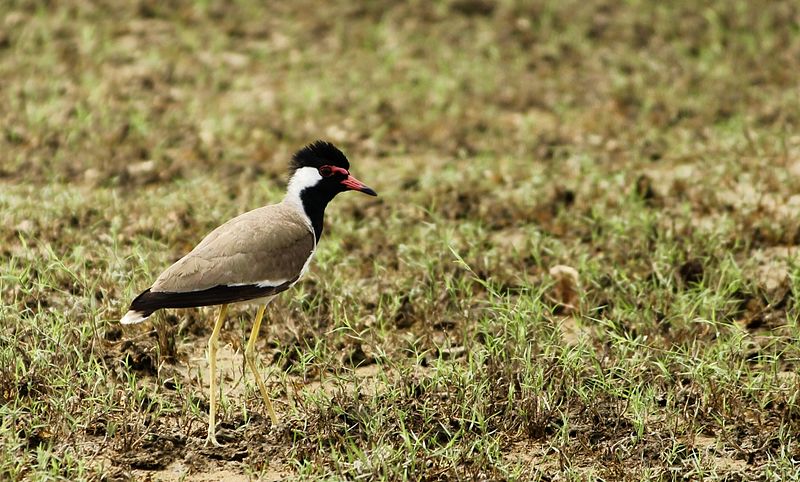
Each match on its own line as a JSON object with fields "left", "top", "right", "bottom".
{"left": 319, "top": 166, "right": 333, "bottom": 177}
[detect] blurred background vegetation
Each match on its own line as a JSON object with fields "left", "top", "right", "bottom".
{"left": 3, "top": 1, "right": 797, "bottom": 183}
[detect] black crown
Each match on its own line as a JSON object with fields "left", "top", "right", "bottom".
{"left": 290, "top": 140, "right": 350, "bottom": 172}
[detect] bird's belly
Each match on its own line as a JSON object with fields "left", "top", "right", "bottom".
{"left": 237, "top": 295, "right": 276, "bottom": 307}
{"left": 296, "top": 247, "right": 316, "bottom": 281}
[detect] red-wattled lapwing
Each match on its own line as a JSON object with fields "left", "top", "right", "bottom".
{"left": 120, "top": 141, "right": 376, "bottom": 446}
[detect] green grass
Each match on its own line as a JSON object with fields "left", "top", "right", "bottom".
{"left": 2, "top": 0, "right": 800, "bottom": 480}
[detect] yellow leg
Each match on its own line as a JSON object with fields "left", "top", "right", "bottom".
{"left": 244, "top": 304, "right": 279, "bottom": 425}
{"left": 206, "top": 304, "right": 228, "bottom": 447}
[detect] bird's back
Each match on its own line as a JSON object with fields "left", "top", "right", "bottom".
{"left": 121, "top": 201, "right": 316, "bottom": 323}
{"left": 152, "top": 202, "right": 315, "bottom": 293}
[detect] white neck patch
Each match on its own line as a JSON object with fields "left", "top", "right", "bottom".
{"left": 284, "top": 166, "right": 322, "bottom": 209}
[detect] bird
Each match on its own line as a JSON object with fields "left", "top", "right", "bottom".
{"left": 119, "top": 141, "right": 377, "bottom": 446}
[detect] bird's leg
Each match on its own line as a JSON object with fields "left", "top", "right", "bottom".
{"left": 244, "top": 304, "right": 279, "bottom": 425}
{"left": 206, "top": 303, "right": 228, "bottom": 447}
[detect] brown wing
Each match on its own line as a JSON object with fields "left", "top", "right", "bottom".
{"left": 151, "top": 203, "right": 315, "bottom": 293}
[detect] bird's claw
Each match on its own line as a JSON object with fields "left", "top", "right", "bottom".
{"left": 205, "top": 433, "right": 223, "bottom": 447}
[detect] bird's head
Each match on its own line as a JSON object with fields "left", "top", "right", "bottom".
{"left": 288, "top": 141, "right": 377, "bottom": 199}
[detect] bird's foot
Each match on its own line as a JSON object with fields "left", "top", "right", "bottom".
{"left": 205, "top": 432, "right": 223, "bottom": 447}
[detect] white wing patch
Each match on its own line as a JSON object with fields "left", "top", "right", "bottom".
{"left": 225, "top": 279, "right": 291, "bottom": 288}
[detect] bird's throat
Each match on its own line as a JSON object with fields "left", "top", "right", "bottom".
{"left": 299, "top": 186, "right": 336, "bottom": 242}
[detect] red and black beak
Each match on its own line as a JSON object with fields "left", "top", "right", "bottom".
{"left": 341, "top": 174, "right": 377, "bottom": 196}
